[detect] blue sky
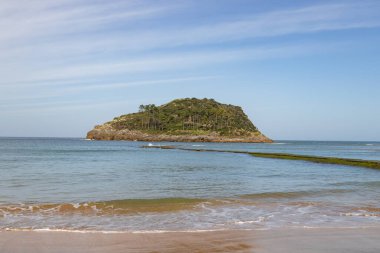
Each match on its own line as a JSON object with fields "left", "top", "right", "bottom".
{"left": 1, "top": 0, "right": 379, "bottom": 140}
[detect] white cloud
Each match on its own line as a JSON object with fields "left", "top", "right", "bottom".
{"left": 0, "top": 42, "right": 338, "bottom": 85}
{"left": 0, "top": 0, "right": 174, "bottom": 43}
{"left": 0, "top": 75, "right": 219, "bottom": 106}
{"left": 2, "top": 1, "right": 379, "bottom": 60}
{"left": 0, "top": 0, "right": 379, "bottom": 110}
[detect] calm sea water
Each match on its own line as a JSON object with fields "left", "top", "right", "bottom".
{"left": 0, "top": 137, "right": 379, "bottom": 232}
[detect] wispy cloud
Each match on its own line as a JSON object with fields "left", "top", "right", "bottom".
{"left": 0, "top": 0, "right": 175, "bottom": 43}
{"left": 142, "top": 2, "right": 380, "bottom": 48}
{"left": 0, "top": 75, "right": 219, "bottom": 106}
{"left": 2, "top": 1, "right": 379, "bottom": 58}
{"left": 1, "top": 0, "right": 379, "bottom": 111}
{"left": 0, "top": 41, "right": 348, "bottom": 86}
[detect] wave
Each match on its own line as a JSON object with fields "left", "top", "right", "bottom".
{"left": 341, "top": 207, "right": 380, "bottom": 217}
{"left": 0, "top": 198, "right": 206, "bottom": 216}
{"left": 0, "top": 189, "right": 355, "bottom": 217}
{"left": 2, "top": 198, "right": 380, "bottom": 232}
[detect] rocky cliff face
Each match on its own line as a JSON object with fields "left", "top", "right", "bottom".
{"left": 86, "top": 98, "right": 272, "bottom": 143}
{"left": 86, "top": 126, "right": 272, "bottom": 143}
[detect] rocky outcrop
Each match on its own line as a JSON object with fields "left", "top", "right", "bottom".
{"left": 87, "top": 125, "right": 272, "bottom": 143}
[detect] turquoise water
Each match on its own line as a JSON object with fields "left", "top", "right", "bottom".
{"left": 0, "top": 138, "right": 379, "bottom": 231}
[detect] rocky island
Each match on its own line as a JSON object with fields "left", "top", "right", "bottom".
{"left": 86, "top": 98, "right": 272, "bottom": 143}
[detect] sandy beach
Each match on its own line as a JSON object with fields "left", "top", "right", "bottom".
{"left": 1, "top": 227, "right": 379, "bottom": 253}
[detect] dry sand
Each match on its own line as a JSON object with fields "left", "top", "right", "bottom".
{"left": 0, "top": 227, "right": 379, "bottom": 253}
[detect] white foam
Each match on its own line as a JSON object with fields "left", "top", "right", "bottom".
{"left": 234, "top": 217, "right": 266, "bottom": 224}
{"left": 341, "top": 212, "right": 376, "bottom": 217}
{"left": 1, "top": 228, "right": 128, "bottom": 234}
{"left": 131, "top": 229, "right": 224, "bottom": 234}
{"left": 1, "top": 228, "right": 227, "bottom": 234}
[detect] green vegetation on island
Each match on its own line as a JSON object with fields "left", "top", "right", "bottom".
{"left": 87, "top": 98, "right": 272, "bottom": 142}
{"left": 112, "top": 98, "right": 259, "bottom": 136}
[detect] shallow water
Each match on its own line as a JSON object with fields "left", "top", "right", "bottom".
{"left": 0, "top": 138, "right": 379, "bottom": 231}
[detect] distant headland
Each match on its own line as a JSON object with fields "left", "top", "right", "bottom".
{"left": 86, "top": 98, "right": 272, "bottom": 143}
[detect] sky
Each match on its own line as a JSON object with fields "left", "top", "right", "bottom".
{"left": 1, "top": 0, "right": 379, "bottom": 141}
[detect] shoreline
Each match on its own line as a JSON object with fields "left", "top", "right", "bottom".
{"left": 1, "top": 227, "right": 379, "bottom": 253}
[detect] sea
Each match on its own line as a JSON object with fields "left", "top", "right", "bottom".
{"left": 0, "top": 137, "right": 379, "bottom": 232}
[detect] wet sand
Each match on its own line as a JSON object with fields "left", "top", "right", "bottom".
{"left": 0, "top": 228, "right": 379, "bottom": 253}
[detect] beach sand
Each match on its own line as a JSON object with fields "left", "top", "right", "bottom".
{"left": 0, "top": 228, "right": 379, "bottom": 253}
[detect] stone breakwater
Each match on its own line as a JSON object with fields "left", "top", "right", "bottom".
{"left": 86, "top": 126, "right": 273, "bottom": 143}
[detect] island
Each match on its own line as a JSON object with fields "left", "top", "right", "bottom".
{"left": 86, "top": 98, "right": 272, "bottom": 143}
